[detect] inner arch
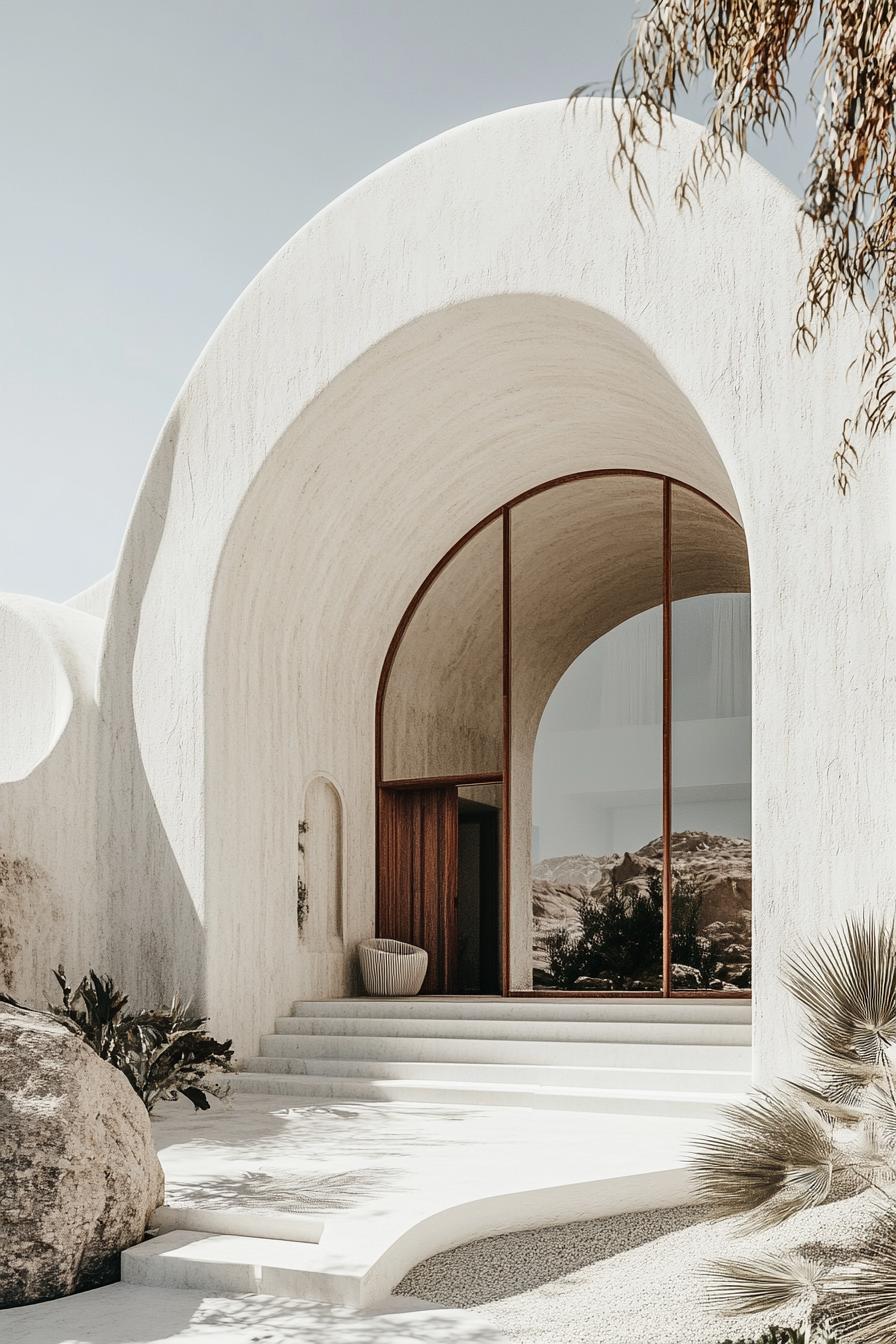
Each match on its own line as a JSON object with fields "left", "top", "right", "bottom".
{"left": 203, "top": 293, "right": 748, "bottom": 1042}
{"left": 378, "top": 470, "right": 750, "bottom": 996}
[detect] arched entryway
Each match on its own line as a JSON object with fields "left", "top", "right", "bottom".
{"left": 99, "top": 100, "right": 888, "bottom": 1079}
{"left": 376, "top": 472, "right": 750, "bottom": 998}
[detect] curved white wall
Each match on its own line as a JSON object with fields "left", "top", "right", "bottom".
{"left": 0, "top": 596, "right": 103, "bottom": 998}
{"left": 0, "top": 601, "right": 74, "bottom": 782}
{"left": 90, "top": 100, "right": 894, "bottom": 1076}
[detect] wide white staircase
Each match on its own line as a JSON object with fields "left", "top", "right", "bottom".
{"left": 229, "top": 996, "right": 752, "bottom": 1118}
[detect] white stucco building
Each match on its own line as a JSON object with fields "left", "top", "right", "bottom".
{"left": 2, "top": 100, "right": 894, "bottom": 1086}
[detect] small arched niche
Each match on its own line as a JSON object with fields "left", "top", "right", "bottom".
{"left": 301, "top": 774, "right": 345, "bottom": 947}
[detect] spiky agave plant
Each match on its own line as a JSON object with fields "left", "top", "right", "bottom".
{"left": 689, "top": 915, "right": 896, "bottom": 1344}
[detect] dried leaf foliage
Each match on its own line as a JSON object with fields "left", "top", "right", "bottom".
{"left": 579, "top": 2, "right": 896, "bottom": 489}
{"left": 702, "top": 1252, "right": 833, "bottom": 1320}
{"left": 827, "top": 1215, "right": 896, "bottom": 1343}
{"left": 690, "top": 1091, "right": 836, "bottom": 1229}
{"left": 684, "top": 915, "right": 896, "bottom": 1342}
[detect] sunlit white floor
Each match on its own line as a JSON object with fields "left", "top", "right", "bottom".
{"left": 3, "top": 1092, "right": 710, "bottom": 1342}
{"left": 150, "top": 1091, "right": 703, "bottom": 1302}
{"left": 5, "top": 1282, "right": 504, "bottom": 1343}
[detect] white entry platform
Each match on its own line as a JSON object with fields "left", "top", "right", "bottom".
{"left": 141, "top": 1093, "right": 705, "bottom": 1306}
{"left": 129, "top": 996, "right": 750, "bottom": 1309}
{"left": 3, "top": 996, "right": 751, "bottom": 1338}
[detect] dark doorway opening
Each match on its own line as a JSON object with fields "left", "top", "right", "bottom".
{"left": 457, "top": 797, "right": 501, "bottom": 994}
{"left": 377, "top": 783, "right": 502, "bottom": 995}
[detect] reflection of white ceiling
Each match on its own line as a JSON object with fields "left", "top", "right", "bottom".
{"left": 540, "top": 594, "right": 751, "bottom": 732}
{"left": 383, "top": 473, "right": 750, "bottom": 783}
{"left": 382, "top": 519, "right": 503, "bottom": 779}
{"left": 534, "top": 593, "right": 752, "bottom": 860}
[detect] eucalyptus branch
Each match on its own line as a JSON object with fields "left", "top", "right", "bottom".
{"left": 583, "top": 2, "right": 896, "bottom": 489}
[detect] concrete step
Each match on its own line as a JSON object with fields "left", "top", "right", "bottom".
{"left": 244, "top": 1053, "right": 751, "bottom": 1094}
{"left": 260, "top": 1030, "right": 750, "bottom": 1071}
{"left": 274, "top": 1014, "right": 750, "bottom": 1046}
{"left": 226, "top": 1069, "right": 742, "bottom": 1117}
{"left": 122, "top": 1229, "right": 333, "bottom": 1300}
{"left": 291, "top": 995, "right": 752, "bottom": 1025}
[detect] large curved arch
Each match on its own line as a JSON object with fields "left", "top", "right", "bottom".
{"left": 199, "top": 300, "right": 741, "bottom": 1035}
{"left": 95, "top": 100, "right": 894, "bottom": 1078}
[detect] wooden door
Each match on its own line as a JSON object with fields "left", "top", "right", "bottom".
{"left": 378, "top": 786, "right": 458, "bottom": 994}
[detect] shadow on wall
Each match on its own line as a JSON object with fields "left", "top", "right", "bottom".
{"left": 0, "top": 596, "right": 105, "bottom": 1002}
{"left": 0, "top": 852, "right": 48, "bottom": 991}
{"left": 98, "top": 408, "right": 207, "bottom": 1019}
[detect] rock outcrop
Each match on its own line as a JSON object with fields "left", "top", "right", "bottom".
{"left": 0, "top": 1003, "right": 164, "bottom": 1306}
{"left": 533, "top": 831, "right": 751, "bottom": 979}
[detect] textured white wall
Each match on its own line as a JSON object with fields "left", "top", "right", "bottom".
{"left": 0, "top": 596, "right": 103, "bottom": 999}
{"left": 5, "top": 99, "right": 881, "bottom": 1078}
{"left": 66, "top": 574, "right": 114, "bottom": 620}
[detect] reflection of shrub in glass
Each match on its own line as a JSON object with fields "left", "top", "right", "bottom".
{"left": 545, "top": 872, "right": 662, "bottom": 990}
{"left": 673, "top": 876, "right": 751, "bottom": 990}
{"left": 544, "top": 866, "right": 751, "bottom": 991}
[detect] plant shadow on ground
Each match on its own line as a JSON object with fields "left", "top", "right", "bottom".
{"left": 155, "top": 1098, "right": 485, "bottom": 1215}
{"left": 164, "top": 1164, "right": 394, "bottom": 1214}
{"left": 153, "top": 1096, "right": 502, "bottom": 1171}
{"left": 8, "top": 1283, "right": 501, "bottom": 1344}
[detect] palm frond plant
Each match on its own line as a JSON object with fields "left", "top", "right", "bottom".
{"left": 826, "top": 1216, "right": 896, "bottom": 1344}
{"left": 704, "top": 1253, "right": 833, "bottom": 1333}
{"left": 689, "top": 915, "right": 896, "bottom": 1343}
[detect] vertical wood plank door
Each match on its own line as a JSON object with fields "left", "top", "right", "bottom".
{"left": 378, "top": 785, "right": 458, "bottom": 994}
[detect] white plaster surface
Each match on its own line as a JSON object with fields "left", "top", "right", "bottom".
{"left": 2, "top": 100, "right": 893, "bottom": 1088}
{"left": 150, "top": 1091, "right": 700, "bottom": 1305}
{"left": 3, "top": 1282, "right": 505, "bottom": 1343}
{"left": 66, "top": 573, "right": 114, "bottom": 619}
{"left": 0, "top": 595, "right": 103, "bottom": 998}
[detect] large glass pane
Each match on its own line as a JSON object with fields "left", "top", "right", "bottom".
{"left": 513, "top": 476, "right": 664, "bottom": 991}
{"left": 671, "top": 486, "right": 751, "bottom": 992}
{"left": 381, "top": 519, "right": 503, "bottom": 781}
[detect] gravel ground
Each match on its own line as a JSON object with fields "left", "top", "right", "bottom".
{"left": 397, "top": 1194, "right": 878, "bottom": 1344}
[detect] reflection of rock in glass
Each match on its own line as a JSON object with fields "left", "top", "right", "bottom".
{"left": 532, "top": 831, "right": 751, "bottom": 990}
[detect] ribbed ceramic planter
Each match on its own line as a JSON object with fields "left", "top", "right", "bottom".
{"left": 358, "top": 937, "right": 428, "bottom": 996}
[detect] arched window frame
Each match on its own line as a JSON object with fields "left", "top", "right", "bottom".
{"left": 375, "top": 472, "right": 750, "bottom": 999}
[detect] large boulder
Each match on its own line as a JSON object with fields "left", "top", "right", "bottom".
{"left": 0, "top": 1003, "right": 164, "bottom": 1306}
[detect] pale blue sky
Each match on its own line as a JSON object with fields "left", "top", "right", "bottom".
{"left": 0, "top": 2, "right": 816, "bottom": 599}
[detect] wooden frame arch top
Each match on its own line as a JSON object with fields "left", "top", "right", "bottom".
{"left": 375, "top": 470, "right": 751, "bottom": 999}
